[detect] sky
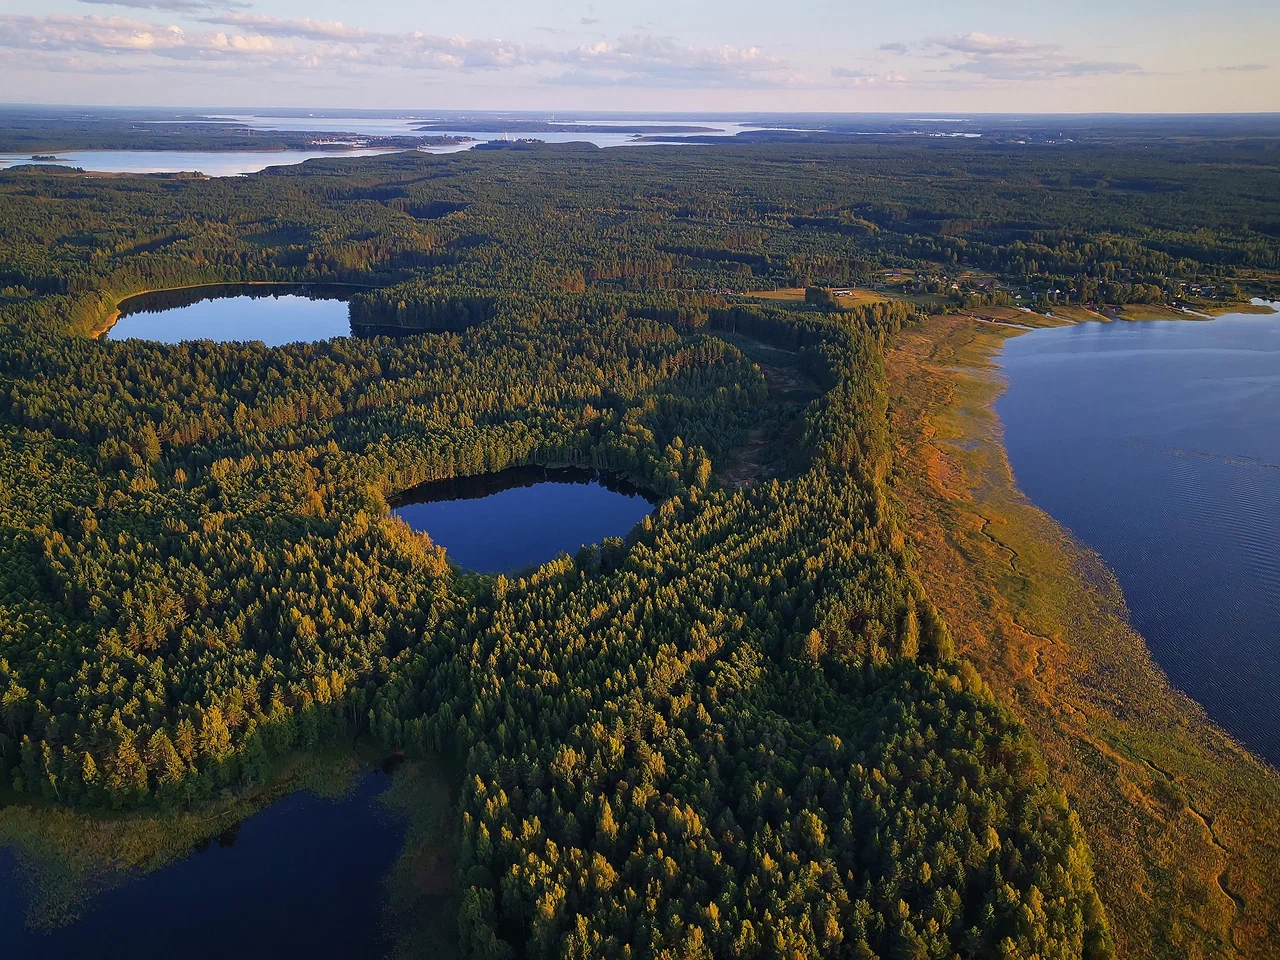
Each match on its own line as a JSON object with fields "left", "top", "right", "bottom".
{"left": 1, "top": 0, "right": 1277, "bottom": 113}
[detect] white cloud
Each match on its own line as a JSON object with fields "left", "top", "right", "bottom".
{"left": 931, "top": 32, "right": 1057, "bottom": 57}
{"left": 565, "top": 34, "right": 786, "bottom": 86}
{"left": 1209, "top": 62, "right": 1269, "bottom": 72}
{"left": 871, "top": 31, "right": 1147, "bottom": 81}
{"left": 399, "top": 34, "right": 549, "bottom": 70}
{"left": 79, "top": 0, "right": 247, "bottom": 11}
{"left": 0, "top": 15, "right": 190, "bottom": 54}
{"left": 0, "top": 13, "right": 354, "bottom": 71}
{"left": 198, "top": 14, "right": 373, "bottom": 43}
{"left": 832, "top": 67, "right": 908, "bottom": 86}
{"left": 1057, "top": 60, "right": 1145, "bottom": 77}
{"left": 0, "top": 14, "right": 813, "bottom": 90}
{"left": 0, "top": 13, "right": 558, "bottom": 73}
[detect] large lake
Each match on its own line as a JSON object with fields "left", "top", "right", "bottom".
{"left": 0, "top": 148, "right": 410, "bottom": 176}
{"left": 0, "top": 771, "right": 407, "bottom": 960}
{"left": 199, "top": 115, "right": 767, "bottom": 146}
{"left": 997, "top": 305, "right": 1280, "bottom": 766}
{"left": 0, "top": 117, "right": 772, "bottom": 176}
{"left": 107, "top": 285, "right": 354, "bottom": 345}
{"left": 393, "top": 466, "right": 656, "bottom": 574}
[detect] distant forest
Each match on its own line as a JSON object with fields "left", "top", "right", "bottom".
{"left": 1, "top": 138, "right": 1277, "bottom": 959}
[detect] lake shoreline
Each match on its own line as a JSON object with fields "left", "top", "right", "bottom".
{"left": 391, "top": 462, "right": 658, "bottom": 575}
{"left": 995, "top": 302, "right": 1280, "bottom": 766}
{"left": 0, "top": 742, "right": 457, "bottom": 956}
{"left": 1, "top": 147, "right": 412, "bottom": 177}
{"left": 0, "top": 744, "right": 373, "bottom": 923}
{"left": 886, "top": 313, "right": 1280, "bottom": 959}
{"left": 89, "top": 281, "right": 379, "bottom": 339}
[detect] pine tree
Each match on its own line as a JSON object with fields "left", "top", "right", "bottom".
{"left": 147, "top": 728, "right": 187, "bottom": 788}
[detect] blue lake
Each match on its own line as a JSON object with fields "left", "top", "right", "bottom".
{"left": 0, "top": 772, "right": 406, "bottom": 960}
{"left": 0, "top": 148, "right": 408, "bottom": 176}
{"left": 393, "top": 466, "right": 656, "bottom": 574}
{"left": 107, "top": 285, "right": 354, "bottom": 345}
{"left": 997, "top": 306, "right": 1280, "bottom": 766}
{"left": 0, "top": 117, "right": 780, "bottom": 177}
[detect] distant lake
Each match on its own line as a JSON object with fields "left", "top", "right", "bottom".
{"left": 0, "top": 148, "right": 410, "bottom": 176}
{"left": 997, "top": 305, "right": 1280, "bottom": 765}
{"left": 0, "top": 117, "right": 770, "bottom": 176}
{"left": 208, "top": 115, "right": 766, "bottom": 146}
{"left": 0, "top": 772, "right": 405, "bottom": 960}
{"left": 393, "top": 466, "right": 656, "bottom": 574}
{"left": 107, "top": 285, "right": 355, "bottom": 345}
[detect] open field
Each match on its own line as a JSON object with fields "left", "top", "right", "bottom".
{"left": 744, "top": 286, "right": 888, "bottom": 308}
{"left": 886, "top": 315, "right": 1280, "bottom": 960}
{"left": 743, "top": 286, "right": 806, "bottom": 302}
{"left": 958, "top": 305, "right": 1066, "bottom": 329}
{"left": 835, "top": 289, "right": 887, "bottom": 308}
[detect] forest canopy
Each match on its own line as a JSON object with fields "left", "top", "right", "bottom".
{"left": 4, "top": 138, "right": 1276, "bottom": 959}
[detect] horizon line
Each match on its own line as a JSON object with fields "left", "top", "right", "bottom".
{"left": 3, "top": 102, "right": 1280, "bottom": 119}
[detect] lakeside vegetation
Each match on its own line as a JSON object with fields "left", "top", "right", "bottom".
{"left": 1, "top": 137, "right": 1277, "bottom": 956}
{"left": 884, "top": 316, "right": 1280, "bottom": 959}
{"left": 0, "top": 744, "right": 374, "bottom": 929}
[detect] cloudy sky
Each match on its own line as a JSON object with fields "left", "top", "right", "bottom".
{"left": 2, "top": 0, "right": 1276, "bottom": 112}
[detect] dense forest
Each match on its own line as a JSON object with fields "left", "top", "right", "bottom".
{"left": 2, "top": 139, "right": 1278, "bottom": 958}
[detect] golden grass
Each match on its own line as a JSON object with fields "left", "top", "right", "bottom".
{"left": 744, "top": 287, "right": 807, "bottom": 302}
{"left": 960, "top": 306, "right": 1067, "bottom": 329}
{"left": 1113, "top": 304, "right": 1205, "bottom": 321}
{"left": 1045, "top": 304, "right": 1114, "bottom": 323}
{"left": 1112, "top": 302, "right": 1276, "bottom": 321}
{"left": 887, "top": 315, "right": 1280, "bottom": 960}
{"left": 1203, "top": 302, "right": 1278, "bottom": 317}
{"left": 835, "top": 289, "right": 888, "bottom": 308}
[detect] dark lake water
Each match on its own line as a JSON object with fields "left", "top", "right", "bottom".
{"left": 997, "top": 306, "right": 1280, "bottom": 766}
{"left": 108, "top": 284, "right": 355, "bottom": 345}
{"left": 0, "top": 771, "right": 405, "bottom": 959}
{"left": 393, "top": 466, "right": 656, "bottom": 574}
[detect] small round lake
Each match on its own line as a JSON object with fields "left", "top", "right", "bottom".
{"left": 393, "top": 466, "right": 657, "bottom": 574}
{"left": 107, "top": 284, "right": 356, "bottom": 346}
{"left": 0, "top": 770, "right": 411, "bottom": 960}
{"left": 997, "top": 304, "right": 1280, "bottom": 766}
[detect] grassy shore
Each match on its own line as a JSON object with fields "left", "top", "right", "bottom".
{"left": 886, "top": 314, "right": 1280, "bottom": 960}
{"left": 2, "top": 743, "right": 461, "bottom": 950}
{"left": 0, "top": 745, "right": 376, "bottom": 930}
{"left": 1099, "top": 301, "right": 1276, "bottom": 322}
